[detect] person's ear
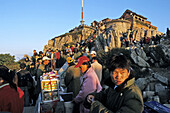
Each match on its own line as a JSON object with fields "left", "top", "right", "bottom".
{"left": 0, "top": 77, "right": 4, "bottom": 84}
{"left": 128, "top": 70, "right": 130, "bottom": 75}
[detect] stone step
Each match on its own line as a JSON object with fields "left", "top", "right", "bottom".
{"left": 23, "top": 106, "right": 35, "bottom": 113}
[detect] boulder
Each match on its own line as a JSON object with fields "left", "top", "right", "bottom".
{"left": 131, "top": 50, "right": 150, "bottom": 67}
{"left": 135, "top": 48, "right": 148, "bottom": 61}
{"left": 48, "top": 40, "right": 54, "bottom": 47}
{"left": 153, "top": 73, "right": 169, "bottom": 85}
{"left": 135, "top": 78, "right": 150, "bottom": 90}
{"left": 155, "top": 83, "right": 167, "bottom": 92}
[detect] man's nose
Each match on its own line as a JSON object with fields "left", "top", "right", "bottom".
{"left": 115, "top": 73, "right": 121, "bottom": 79}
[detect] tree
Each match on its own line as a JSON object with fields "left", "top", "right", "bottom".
{"left": 0, "top": 54, "right": 20, "bottom": 71}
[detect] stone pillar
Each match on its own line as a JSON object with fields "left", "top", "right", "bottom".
{"left": 141, "top": 29, "right": 145, "bottom": 38}
{"left": 110, "top": 30, "right": 115, "bottom": 48}
{"left": 48, "top": 40, "right": 54, "bottom": 48}
{"left": 152, "top": 30, "right": 156, "bottom": 37}
{"left": 146, "top": 29, "right": 152, "bottom": 38}
{"left": 114, "top": 30, "right": 121, "bottom": 48}
{"left": 132, "top": 30, "right": 137, "bottom": 40}
{"left": 136, "top": 29, "right": 141, "bottom": 41}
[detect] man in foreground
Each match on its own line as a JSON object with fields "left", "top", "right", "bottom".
{"left": 85, "top": 54, "right": 144, "bottom": 113}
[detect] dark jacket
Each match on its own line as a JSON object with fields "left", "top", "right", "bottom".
{"left": 89, "top": 76, "right": 144, "bottom": 113}
{"left": 17, "top": 69, "right": 33, "bottom": 88}
{"left": 64, "top": 64, "right": 81, "bottom": 98}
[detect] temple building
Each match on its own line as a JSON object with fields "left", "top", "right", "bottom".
{"left": 44, "top": 9, "right": 162, "bottom": 51}
{"left": 120, "top": 9, "right": 157, "bottom": 30}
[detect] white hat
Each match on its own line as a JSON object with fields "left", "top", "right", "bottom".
{"left": 90, "top": 51, "right": 96, "bottom": 55}
{"left": 42, "top": 56, "right": 51, "bottom": 61}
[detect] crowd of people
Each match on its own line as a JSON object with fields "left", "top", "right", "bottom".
{"left": 0, "top": 36, "right": 146, "bottom": 113}
{"left": 64, "top": 53, "right": 144, "bottom": 113}
{"left": 121, "top": 32, "right": 163, "bottom": 48}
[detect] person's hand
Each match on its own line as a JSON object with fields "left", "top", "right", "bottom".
{"left": 87, "top": 95, "right": 94, "bottom": 103}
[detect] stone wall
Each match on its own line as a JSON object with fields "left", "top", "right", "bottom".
{"left": 45, "top": 26, "right": 94, "bottom": 51}
{"left": 106, "top": 19, "right": 131, "bottom": 33}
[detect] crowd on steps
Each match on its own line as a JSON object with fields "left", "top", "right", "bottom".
{"left": 1, "top": 34, "right": 166, "bottom": 113}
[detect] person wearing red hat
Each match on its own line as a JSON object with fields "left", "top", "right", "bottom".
{"left": 73, "top": 56, "right": 102, "bottom": 113}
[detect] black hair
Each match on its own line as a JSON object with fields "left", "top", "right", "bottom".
{"left": 68, "top": 62, "right": 75, "bottom": 66}
{"left": 37, "top": 58, "right": 42, "bottom": 62}
{"left": 39, "top": 51, "right": 43, "bottom": 54}
{"left": 82, "top": 61, "right": 91, "bottom": 68}
{"left": 20, "top": 63, "right": 26, "bottom": 69}
{"left": 92, "top": 57, "right": 97, "bottom": 61}
{"left": 107, "top": 54, "right": 130, "bottom": 72}
{"left": 0, "top": 65, "right": 17, "bottom": 91}
{"left": 30, "top": 62, "right": 35, "bottom": 66}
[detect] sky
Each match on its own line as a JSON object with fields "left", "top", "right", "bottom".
{"left": 0, "top": 0, "right": 169, "bottom": 61}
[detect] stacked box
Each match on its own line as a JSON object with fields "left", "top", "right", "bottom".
{"left": 40, "top": 73, "right": 59, "bottom": 102}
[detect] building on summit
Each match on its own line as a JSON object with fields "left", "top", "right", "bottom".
{"left": 44, "top": 9, "right": 162, "bottom": 51}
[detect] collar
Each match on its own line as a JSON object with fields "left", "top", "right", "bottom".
{"left": 114, "top": 85, "right": 118, "bottom": 90}
{"left": 115, "top": 78, "right": 135, "bottom": 92}
{"left": 0, "top": 83, "right": 9, "bottom": 89}
{"left": 82, "top": 67, "right": 92, "bottom": 79}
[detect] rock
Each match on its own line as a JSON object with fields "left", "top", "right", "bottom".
{"left": 159, "top": 58, "right": 165, "bottom": 66}
{"left": 135, "top": 78, "right": 150, "bottom": 90}
{"left": 153, "top": 73, "right": 169, "bottom": 85}
{"left": 48, "top": 40, "right": 54, "bottom": 47}
{"left": 135, "top": 48, "right": 148, "bottom": 61}
{"left": 155, "top": 83, "right": 167, "bottom": 92}
{"left": 158, "top": 45, "right": 170, "bottom": 61}
{"left": 157, "top": 89, "right": 170, "bottom": 103}
{"left": 143, "top": 91, "right": 155, "bottom": 99}
{"left": 95, "top": 36, "right": 103, "bottom": 51}
{"left": 150, "top": 50, "right": 160, "bottom": 62}
{"left": 148, "top": 82, "right": 156, "bottom": 91}
{"left": 153, "top": 95, "right": 160, "bottom": 103}
{"left": 150, "top": 58, "right": 155, "bottom": 64}
{"left": 155, "top": 63, "right": 160, "bottom": 68}
{"left": 145, "top": 84, "right": 150, "bottom": 91}
{"left": 163, "top": 104, "right": 170, "bottom": 108}
{"left": 131, "top": 52, "right": 150, "bottom": 67}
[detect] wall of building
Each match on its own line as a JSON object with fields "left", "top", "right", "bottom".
{"left": 106, "top": 19, "right": 131, "bottom": 33}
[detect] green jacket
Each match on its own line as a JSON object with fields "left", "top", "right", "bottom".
{"left": 90, "top": 77, "right": 144, "bottom": 113}
{"left": 64, "top": 64, "right": 81, "bottom": 98}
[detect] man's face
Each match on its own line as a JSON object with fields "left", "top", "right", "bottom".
{"left": 79, "top": 64, "right": 88, "bottom": 73}
{"left": 30, "top": 65, "right": 35, "bottom": 68}
{"left": 91, "top": 54, "right": 96, "bottom": 58}
{"left": 110, "top": 68, "right": 130, "bottom": 86}
{"left": 43, "top": 60, "right": 49, "bottom": 65}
